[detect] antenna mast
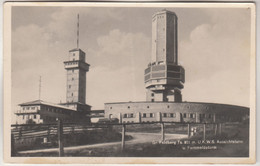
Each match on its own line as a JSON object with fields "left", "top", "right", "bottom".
{"left": 39, "top": 76, "right": 41, "bottom": 100}
{"left": 77, "top": 14, "right": 79, "bottom": 49}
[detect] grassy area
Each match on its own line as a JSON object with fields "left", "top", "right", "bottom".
{"left": 16, "top": 122, "right": 249, "bottom": 157}
{"left": 13, "top": 129, "right": 132, "bottom": 156}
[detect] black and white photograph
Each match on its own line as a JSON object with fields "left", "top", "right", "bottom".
{"left": 3, "top": 2, "right": 256, "bottom": 164}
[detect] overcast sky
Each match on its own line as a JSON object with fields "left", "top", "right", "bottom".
{"left": 11, "top": 6, "right": 251, "bottom": 120}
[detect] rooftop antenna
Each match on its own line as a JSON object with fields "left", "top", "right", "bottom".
{"left": 39, "top": 76, "right": 41, "bottom": 100}
{"left": 77, "top": 14, "right": 79, "bottom": 49}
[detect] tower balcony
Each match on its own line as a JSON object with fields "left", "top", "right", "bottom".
{"left": 144, "top": 64, "right": 185, "bottom": 89}
{"left": 64, "top": 60, "right": 90, "bottom": 71}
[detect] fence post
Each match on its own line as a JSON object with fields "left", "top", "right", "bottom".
{"left": 121, "top": 124, "right": 126, "bottom": 152}
{"left": 161, "top": 122, "right": 165, "bottom": 141}
{"left": 219, "top": 123, "right": 222, "bottom": 135}
{"left": 11, "top": 133, "right": 16, "bottom": 156}
{"left": 47, "top": 125, "right": 50, "bottom": 142}
{"left": 203, "top": 123, "right": 206, "bottom": 140}
{"left": 57, "top": 119, "right": 64, "bottom": 157}
{"left": 18, "top": 127, "right": 22, "bottom": 139}
{"left": 214, "top": 123, "right": 218, "bottom": 136}
{"left": 187, "top": 123, "right": 191, "bottom": 138}
{"left": 71, "top": 126, "right": 75, "bottom": 134}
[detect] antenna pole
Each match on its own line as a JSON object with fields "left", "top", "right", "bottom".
{"left": 39, "top": 76, "right": 41, "bottom": 100}
{"left": 77, "top": 14, "right": 79, "bottom": 49}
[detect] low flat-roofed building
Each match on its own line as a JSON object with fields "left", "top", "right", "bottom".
{"left": 105, "top": 102, "right": 249, "bottom": 124}
{"left": 15, "top": 100, "right": 90, "bottom": 124}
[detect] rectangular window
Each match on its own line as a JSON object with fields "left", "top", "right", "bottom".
{"left": 142, "top": 113, "right": 146, "bottom": 118}
{"left": 129, "top": 114, "right": 134, "bottom": 118}
{"left": 123, "top": 114, "right": 127, "bottom": 118}
{"left": 150, "top": 113, "right": 154, "bottom": 117}
{"left": 183, "top": 113, "right": 187, "bottom": 118}
{"left": 189, "top": 113, "right": 194, "bottom": 118}
{"left": 34, "top": 115, "right": 36, "bottom": 119}
{"left": 170, "top": 113, "right": 175, "bottom": 118}
{"left": 163, "top": 113, "right": 167, "bottom": 117}
{"left": 209, "top": 114, "right": 212, "bottom": 118}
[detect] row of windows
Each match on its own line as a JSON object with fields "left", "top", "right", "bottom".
{"left": 183, "top": 113, "right": 195, "bottom": 118}
{"left": 121, "top": 113, "right": 215, "bottom": 119}
{"left": 66, "top": 62, "right": 78, "bottom": 65}
{"left": 123, "top": 113, "right": 134, "bottom": 118}
{"left": 41, "top": 106, "right": 73, "bottom": 115}
{"left": 181, "top": 113, "right": 213, "bottom": 119}
{"left": 122, "top": 113, "right": 177, "bottom": 118}
{"left": 22, "top": 106, "right": 36, "bottom": 110}
{"left": 22, "top": 114, "right": 37, "bottom": 119}
{"left": 162, "top": 113, "right": 176, "bottom": 118}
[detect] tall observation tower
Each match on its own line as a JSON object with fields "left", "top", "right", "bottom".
{"left": 144, "top": 10, "right": 185, "bottom": 102}
{"left": 62, "top": 14, "right": 91, "bottom": 112}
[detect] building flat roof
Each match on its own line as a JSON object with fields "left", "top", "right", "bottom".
{"left": 104, "top": 101, "right": 249, "bottom": 109}
{"left": 19, "top": 100, "right": 77, "bottom": 111}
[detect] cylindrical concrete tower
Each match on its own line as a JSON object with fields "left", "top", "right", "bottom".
{"left": 144, "top": 10, "right": 185, "bottom": 102}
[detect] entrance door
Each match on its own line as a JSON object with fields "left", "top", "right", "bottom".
{"left": 109, "top": 114, "right": 113, "bottom": 119}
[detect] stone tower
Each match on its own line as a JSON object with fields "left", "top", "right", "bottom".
{"left": 64, "top": 48, "right": 89, "bottom": 104}
{"left": 144, "top": 10, "right": 185, "bottom": 102}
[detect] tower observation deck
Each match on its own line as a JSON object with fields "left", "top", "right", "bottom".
{"left": 144, "top": 10, "right": 185, "bottom": 102}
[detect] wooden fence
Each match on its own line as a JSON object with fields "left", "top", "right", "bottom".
{"left": 11, "top": 120, "right": 226, "bottom": 156}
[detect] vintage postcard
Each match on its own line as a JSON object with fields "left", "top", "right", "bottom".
{"left": 3, "top": 2, "right": 256, "bottom": 164}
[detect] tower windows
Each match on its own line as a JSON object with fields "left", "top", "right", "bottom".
{"left": 128, "top": 106, "right": 130, "bottom": 109}
{"left": 71, "top": 93, "right": 73, "bottom": 96}
{"left": 151, "top": 99, "right": 154, "bottom": 102}
{"left": 72, "top": 77, "right": 74, "bottom": 81}
{"left": 151, "top": 93, "right": 154, "bottom": 97}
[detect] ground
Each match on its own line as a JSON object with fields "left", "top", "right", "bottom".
{"left": 15, "top": 122, "right": 249, "bottom": 157}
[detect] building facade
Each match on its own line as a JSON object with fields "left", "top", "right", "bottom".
{"left": 105, "top": 102, "right": 249, "bottom": 124}
{"left": 104, "top": 9, "right": 249, "bottom": 123}
{"left": 15, "top": 100, "right": 90, "bottom": 124}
